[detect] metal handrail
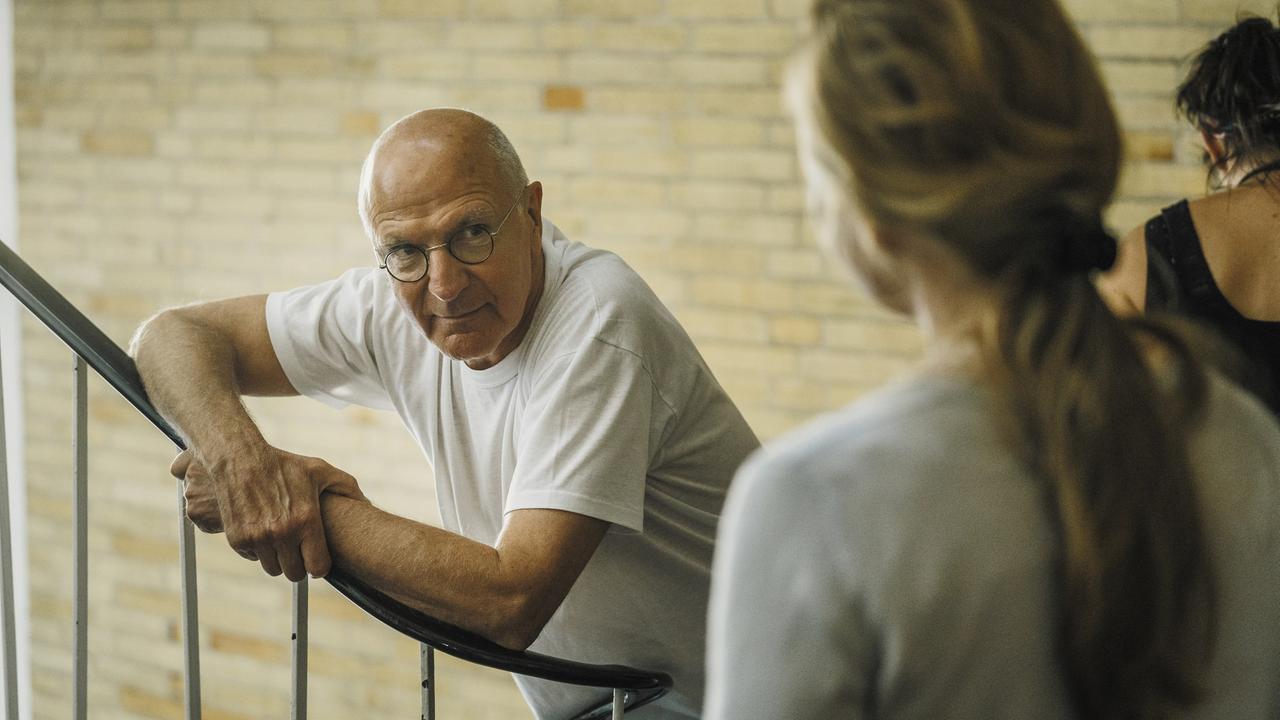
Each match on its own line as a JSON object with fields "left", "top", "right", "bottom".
{"left": 0, "top": 241, "right": 672, "bottom": 718}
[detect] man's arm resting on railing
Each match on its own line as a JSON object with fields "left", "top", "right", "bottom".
{"left": 131, "top": 295, "right": 364, "bottom": 581}
{"left": 320, "top": 496, "right": 608, "bottom": 651}
{"left": 178, "top": 450, "right": 608, "bottom": 651}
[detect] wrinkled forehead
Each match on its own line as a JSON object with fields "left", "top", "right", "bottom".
{"left": 376, "top": 135, "right": 499, "bottom": 196}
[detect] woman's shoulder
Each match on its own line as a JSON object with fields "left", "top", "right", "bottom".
{"left": 738, "top": 375, "right": 1001, "bottom": 499}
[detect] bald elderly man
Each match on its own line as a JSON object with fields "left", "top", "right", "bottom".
{"left": 131, "top": 109, "right": 759, "bottom": 718}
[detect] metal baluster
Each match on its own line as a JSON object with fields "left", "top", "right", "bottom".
{"left": 72, "top": 356, "right": 88, "bottom": 720}
{"left": 0, "top": 341, "right": 19, "bottom": 720}
{"left": 177, "top": 482, "right": 201, "bottom": 719}
{"left": 291, "top": 579, "right": 307, "bottom": 720}
{"left": 612, "top": 689, "right": 623, "bottom": 720}
{"left": 420, "top": 643, "right": 435, "bottom": 720}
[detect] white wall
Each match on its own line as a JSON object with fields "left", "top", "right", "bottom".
{"left": 0, "top": 0, "right": 30, "bottom": 716}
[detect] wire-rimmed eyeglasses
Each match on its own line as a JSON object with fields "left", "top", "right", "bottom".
{"left": 377, "top": 193, "right": 523, "bottom": 283}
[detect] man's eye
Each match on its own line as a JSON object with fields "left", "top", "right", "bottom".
{"left": 459, "top": 225, "right": 490, "bottom": 240}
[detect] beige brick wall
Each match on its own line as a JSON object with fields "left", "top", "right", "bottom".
{"left": 11, "top": 0, "right": 1273, "bottom": 717}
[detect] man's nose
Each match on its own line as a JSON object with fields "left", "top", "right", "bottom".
{"left": 425, "top": 248, "right": 469, "bottom": 303}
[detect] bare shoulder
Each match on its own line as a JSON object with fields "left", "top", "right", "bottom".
{"left": 1186, "top": 186, "right": 1280, "bottom": 319}
{"left": 1097, "top": 223, "right": 1149, "bottom": 315}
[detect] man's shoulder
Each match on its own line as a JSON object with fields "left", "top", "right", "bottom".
{"left": 536, "top": 229, "right": 687, "bottom": 357}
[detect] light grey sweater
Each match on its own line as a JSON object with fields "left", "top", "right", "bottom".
{"left": 705, "top": 374, "right": 1280, "bottom": 719}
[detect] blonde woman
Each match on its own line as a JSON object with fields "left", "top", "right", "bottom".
{"left": 704, "top": 1, "right": 1280, "bottom": 719}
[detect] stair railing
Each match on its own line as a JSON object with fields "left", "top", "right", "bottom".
{"left": 0, "top": 241, "right": 671, "bottom": 720}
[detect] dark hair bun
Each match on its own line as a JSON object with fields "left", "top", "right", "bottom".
{"left": 1176, "top": 9, "right": 1280, "bottom": 163}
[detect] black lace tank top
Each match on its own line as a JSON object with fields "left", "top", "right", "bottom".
{"left": 1144, "top": 199, "right": 1280, "bottom": 418}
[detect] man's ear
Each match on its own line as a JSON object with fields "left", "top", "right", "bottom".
{"left": 525, "top": 181, "right": 544, "bottom": 238}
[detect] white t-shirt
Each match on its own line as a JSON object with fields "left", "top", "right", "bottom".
{"left": 705, "top": 374, "right": 1280, "bottom": 720}
{"left": 267, "top": 219, "right": 760, "bottom": 719}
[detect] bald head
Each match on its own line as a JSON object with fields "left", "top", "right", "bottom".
{"left": 357, "top": 109, "right": 528, "bottom": 240}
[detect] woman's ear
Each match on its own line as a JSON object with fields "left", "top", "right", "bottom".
{"left": 1198, "top": 125, "right": 1228, "bottom": 167}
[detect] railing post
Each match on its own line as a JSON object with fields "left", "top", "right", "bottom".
{"left": 0, "top": 339, "right": 20, "bottom": 719}
{"left": 177, "top": 482, "right": 201, "bottom": 719}
{"left": 291, "top": 579, "right": 307, "bottom": 720}
{"left": 72, "top": 355, "right": 88, "bottom": 720}
{"left": 612, "top": 689, "right": 623, "bottom": 720}
{"left": 420, "top": 643, "right": 435, "bottom": 720}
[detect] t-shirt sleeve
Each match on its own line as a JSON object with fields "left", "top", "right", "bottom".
{"left": 704, "top": 451, "right": 874, "bottom": 720}
{"left": 505, "top": 338, "right": 664, "bottom": 532}
{"left": 265, "top": 268, "right": 396, "bottom": 411}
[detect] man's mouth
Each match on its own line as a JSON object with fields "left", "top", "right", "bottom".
{"left": 436, "top": 305, "right": 482, "bottom": 320}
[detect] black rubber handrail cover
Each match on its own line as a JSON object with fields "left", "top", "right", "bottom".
{"left": 0, "top": 240, "right": 673, "bottom": 697}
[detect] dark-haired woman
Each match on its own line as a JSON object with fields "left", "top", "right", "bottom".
{"left": 1102, "top": 12, "right": 1280, "bottom": 416}
{"left": 705, "top": 1, "right": 1280, "bottom": 719}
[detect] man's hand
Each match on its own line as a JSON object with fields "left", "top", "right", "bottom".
{"left": 170, "top": 448, "right": 368, "bottom": 582}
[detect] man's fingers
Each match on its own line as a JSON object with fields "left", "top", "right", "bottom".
{"left": 257, "top": 548, "right": 284, "bottom": 577}
{"left": 275, "top": 543, "right": 307, "bottom": 583}
{"left": 299, "top": 527, "right": 332, "bottom": 579}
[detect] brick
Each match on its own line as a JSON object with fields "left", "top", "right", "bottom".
{"left": 101, "top": 0, "right": 172, "bottom": 20}
{"left": 770, "top": 315, "right": 822, "bottom": 345}
{"left": 672, "top": 180, "right": 767, "bottom": 210}
{"left": 590, "top": 88, "right": 686, "bottom": 113}
{"left": 377, "top": 0, "right": 465, "bottom": 16}
{"left": 543, "top": 86, "right": 586, "bottom": 112}
{"left": 566, "top": 54, "right": 667, "bottom": 84}
{"left": 1113, "top": 95, "right": 1180, "bottom": 131}
{"left": 568, "top": 177, "right": 667, "bottom": 206}
{"left": 542, "top": 23, "right": 593, "bottom": 50}
{"left": 177, "top": 0, "right": 254, "bottom": 19}
{"left": 690, "top": 148, "right": 796, "bottom": 180}
{"left": 472, "top": 0, "right": 557, "bottom": 17}
{"left": 272, "top": 23, "right": 352, "bottom": 50}
{"left": 1118, "top": 160, "right": 1207, "bottom": 198}
{"left": 254, "top": 52, "right": 339, "bottom": 77}
{"left": 693, "top": 23, "right": 798, "bottom": 53}
{"left": 341, "top": 110, "right": 382, "bottom": 135}
{"left": 670, "top": 56, "right": 769, "bottom": 85}
{"left": 825, "top": 318, "right": 923, "bottom": 354}
{"left": 473, "top": 53, "right": 563, "bottom": 82}
{"left": 444, "top": 21, "right": 538, "bottom": 49}
{"left": 255, "top": 0, "right": 343, "bottom": 19}
{"left": 176, "top": 106, "right": 252, "bottom": 132}
{"left": 592, "top": 23, "right": 688, "bottom": 52}
{"left": 1099, "top": 60, "right": 1180, "bottom": 95}
{"left": 691, "top": 88, "right": 787, "bottom": 117}
{"left": 568, "top": 116, "right": 667, "bottom": 145}
{"left": 677, "top": 308, "right": 770, "bottom": 342}
{"left": 1084, "top": 25, "right": 1214, "bottom": 60}
{"left": 1125, "top": 131, "right": 1176, "bottom": 161}
{"left": 563, "top": 0, "right": 665, "bottom": 16}
{"left": 81, "top": 25, "right": 155, "bottom": 50}
{"left": 210, "top": 630, "right": 289, "bottom": 663}
{"left": 193, "top": 21, "right": 270, "bottom": 49}
{"left": 376, "top": 52, "right": 469, "bottom": 81}
{"left": 1060, "top": 0, "right": 1179, "bottom": 22}
{"left": 674, "top": 117, "right": 766, "bottom": 146}
{"left": 81, "top": 130, "right": 154, "bottom": 156}
{"left": 1183, "top": 0, "right": 1277, "bottom": 21}
{"left": 670, "top": 0, "right": 768, "bottom": 19}
{"left": 193, "top": 79, "right": 274, "bottom": 105}
{"left": 174, "top": 52, "right": 258, "bottom": 77}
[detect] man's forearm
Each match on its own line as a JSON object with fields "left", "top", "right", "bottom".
{"left": 132, "top": 308, "right": 269, "bottom": 460}
{"left": 319, "top": 494, "right": 606, "bottom": 650}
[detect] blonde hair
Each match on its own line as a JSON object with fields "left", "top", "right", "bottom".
{"left": 797, "top": 1, "right": 1216, "bottom": 717}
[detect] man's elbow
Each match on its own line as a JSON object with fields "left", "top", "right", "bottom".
{"left": 484, "top": 590, "right": 555, "bottom": 652}
{"left": 130, "top": 307, "right": 192, "bottom": 360}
